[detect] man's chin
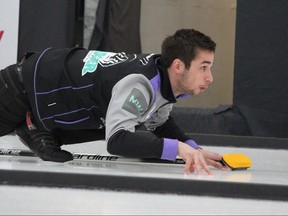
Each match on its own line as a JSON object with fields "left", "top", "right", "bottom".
{"left": 193, "top": 91, "right": 201, "bottom": 96}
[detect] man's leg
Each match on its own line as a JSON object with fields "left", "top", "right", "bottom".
{"left": 0, "top": 63, "right": 73, "bottom": 162}
{"left": 0, "top": 65, "right": 28, "bottom": 135}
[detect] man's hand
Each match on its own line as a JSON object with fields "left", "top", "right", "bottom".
{"left": 177, "top": 142, "right": 226, "bottom": 175}
{"left": 198, "top": 148, "right": 227, "bottom": 170}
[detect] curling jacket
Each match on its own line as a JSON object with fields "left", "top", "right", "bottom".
{"left": 21, "top": 47, "right": 200, "bottom": 161}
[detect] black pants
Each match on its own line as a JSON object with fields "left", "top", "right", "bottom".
{"left": 0, "top": 64, "right": 29, "bottom": 136}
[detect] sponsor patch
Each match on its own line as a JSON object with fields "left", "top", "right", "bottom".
{"left": 122, "top": 88, "right": 148, "bottom": 116}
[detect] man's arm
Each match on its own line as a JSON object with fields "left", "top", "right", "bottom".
{"left": 105, "top": 75, "right": 178, "bottom": 160}
{"left": 105, "top": 76, "right": 224, "bottom": 174}
{"left": 107, "top": 129, "right": 163, "bottom": 158}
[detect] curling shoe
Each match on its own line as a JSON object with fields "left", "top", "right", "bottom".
{"left": 15, "top": 123, "right": 73, "bottom": 162}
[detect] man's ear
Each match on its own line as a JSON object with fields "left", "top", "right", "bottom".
{"left": 171, "top": 59, "right": 184, "bottom": 74}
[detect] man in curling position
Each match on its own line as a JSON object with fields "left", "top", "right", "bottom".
{"left": 0, "top": 29, "right": 226, "bottom": 174}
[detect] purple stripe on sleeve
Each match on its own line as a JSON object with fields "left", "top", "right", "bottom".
{"left": 185, "top": 139, "right": 200, "bottom": 149}
{"left": 41, "top": 105, "right": 98, "bottom": 121}
{"left": 161, "top": 138, "right": 178, "bottom": 161}
{"left": 54, "top": 116, "right": 90, "bottom": 125}
{"left": 36, "top": 83, "right": 95, "bottom": 95}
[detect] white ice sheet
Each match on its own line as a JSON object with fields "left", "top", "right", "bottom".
{"left": 1, "top": 134, "right": 288, "bottom": 215}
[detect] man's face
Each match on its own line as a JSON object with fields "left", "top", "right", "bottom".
{"left": 178, "top": 49, "right": 214, "bottom": 96}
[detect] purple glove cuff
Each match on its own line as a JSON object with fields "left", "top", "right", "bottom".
{"left": 185, "top": 139, "right": 201, "bottom": 149}
{"left": 161, "top": 138, "right": 178, "bottom": 161}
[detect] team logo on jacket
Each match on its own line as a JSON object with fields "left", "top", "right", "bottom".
{"left": 82, "top": 51, "right": 128, "bottom": 76}
{"left": 122, "top": 88, "right": 148, "bottom": 116}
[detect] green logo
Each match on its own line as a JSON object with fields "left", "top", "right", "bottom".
{"left": 122, "top": 88, "right": 148, "bottom": 116}
{"left": 81, "top": 51, "right": 107, "bottom": 76}
{"left": 129, "top": 95, "right": 143, "bottom": 112}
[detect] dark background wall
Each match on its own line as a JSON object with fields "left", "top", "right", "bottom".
{"left": 17, "top": 0, "right": 84, "bottom": 59}
{"left": 233, "top": 0, "right": 288, "bottom": 138}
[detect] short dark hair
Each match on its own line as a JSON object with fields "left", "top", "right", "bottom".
{"left": 160, "top": 29, "right": 216, "bottom": 69}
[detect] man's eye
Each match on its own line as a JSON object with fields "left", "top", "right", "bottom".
{"left": 201, "top": 66, "right": 207, "bottom": 71}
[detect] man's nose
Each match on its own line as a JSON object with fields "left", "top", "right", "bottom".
{"left": 206, "top": 71, "right": 213, "bottom": 84}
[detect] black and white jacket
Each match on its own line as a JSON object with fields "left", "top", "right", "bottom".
{"left": 21, "top": 47, "right": 200, "bottom": 161}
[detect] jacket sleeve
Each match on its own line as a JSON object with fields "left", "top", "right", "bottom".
{"left": 105, "top": 74, "right": 178, "bottom": 160}
{"left": 105, "top": 74, "right": 152, "bottom": 140}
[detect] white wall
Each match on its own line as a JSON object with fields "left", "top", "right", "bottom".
{"left": 0, "top": 0, "right": 20, "bottom": 69}
{"left": 141, "top": 0, "right": 237, "bottom": 108}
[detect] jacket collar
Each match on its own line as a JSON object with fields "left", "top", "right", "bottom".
{"left": 156, "top": 57, "right": 190, "bottom": 103}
